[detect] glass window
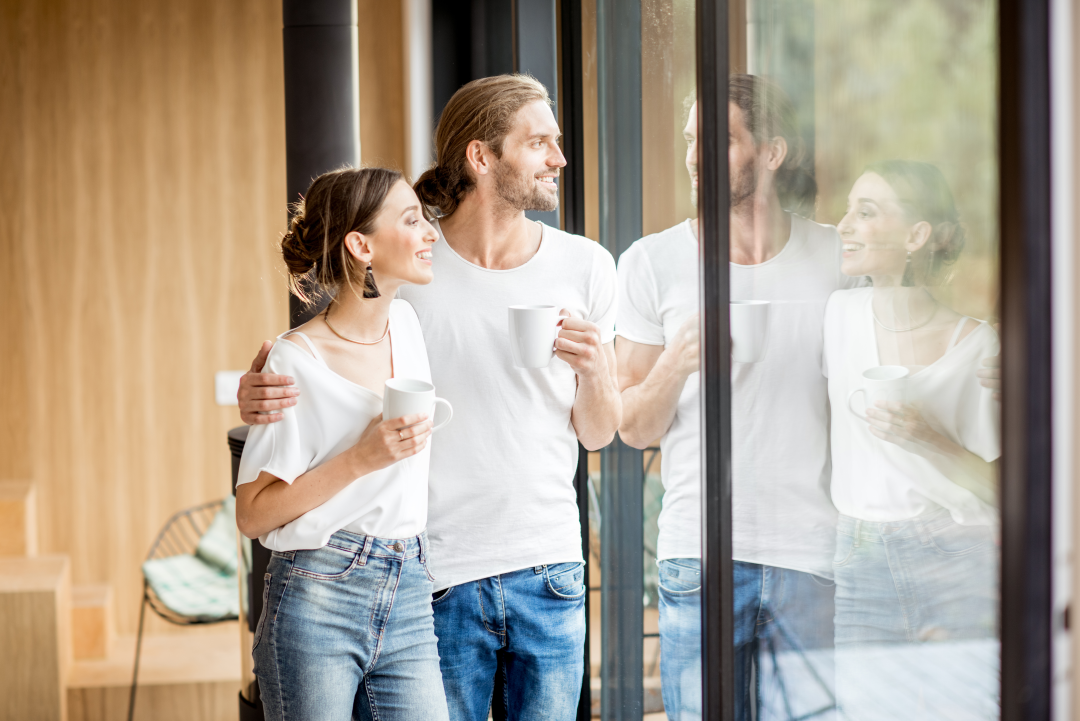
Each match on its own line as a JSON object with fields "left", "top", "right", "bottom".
{"left": 724, "top": 1, "right": 1001, "bottom": 718}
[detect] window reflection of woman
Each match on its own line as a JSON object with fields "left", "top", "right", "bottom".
{"left": 823, "top": 161, "right": 998, "bottom": 715}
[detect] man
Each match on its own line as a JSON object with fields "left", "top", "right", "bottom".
{"left": 617, "top": 75, "right": 854, "bottom": 720}
{"left": 238, "top": 74, "right": 620, "bottom": 721}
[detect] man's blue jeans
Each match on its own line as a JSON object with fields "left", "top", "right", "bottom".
{"left": 432, "top": 563, "right": 587, "bottom": 721}
{"left": 657, "top": 559, "right": 836, "bottom": 721}
{"left": 252, "top": 531, "right": 449, "bottom": 721}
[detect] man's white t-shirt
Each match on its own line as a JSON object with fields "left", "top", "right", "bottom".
{"left": 616, "top": 216, "right": 858, "bottom": 578}
{"left": 823, "top": 288, "right": 999, "bottom": 526}
{"left": 236, "top": 300, "right": 432, "bottom": 551}
{"left": 398, "top": 221, "right": 618, "bottom": 591}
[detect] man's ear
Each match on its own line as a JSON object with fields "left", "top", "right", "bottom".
{"left": 343, "top": 231, "right": 374, "bottom": 264}
{"left": 764, "top": 136, "right": 788, "bottom": 172}
{"left": 905, "top": 221, "right": 933, "bottom": 253}
{"left": 466, "top": 139, "right": 493, "bottom": 177}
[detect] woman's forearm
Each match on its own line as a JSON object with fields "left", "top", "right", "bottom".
{"left": 926, "top": 444, "right": 998, "bottom": 508}
{"left": 236, "top": 448, "right": 370, "bottom": 539}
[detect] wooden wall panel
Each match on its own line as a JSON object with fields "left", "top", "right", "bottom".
{"left": 2, "top": 0, "right": 288, "bottom": 634}
{"left": 358, "top": 0, "right": 407, "bottom": 174}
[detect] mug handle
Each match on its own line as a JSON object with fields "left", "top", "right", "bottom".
{"left": 431, "top": 398, "right": 453, "bottom": 432}
{"left": 847, "top": 388, "right": 867, "bottom": 421}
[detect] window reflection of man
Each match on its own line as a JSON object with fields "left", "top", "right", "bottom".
{"left": 616, "top": 75, "right": 854, "bottom": 720}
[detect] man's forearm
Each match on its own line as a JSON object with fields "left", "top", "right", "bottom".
{"left": 572, "top": 372, "right": 622, "bottom": 451}
{"left": 620, "top": 349, "right": 688, "bottom": 448}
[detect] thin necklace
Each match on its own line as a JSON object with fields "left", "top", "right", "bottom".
{"left": 323, "top": 302, "right": 389, "bottom": 345}
{"left": 872, "top": 296, "right": 939, "bottom": 333}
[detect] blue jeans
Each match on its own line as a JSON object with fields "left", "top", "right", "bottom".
{"left": 432, "top": 563, "right": 587, "bottom": 721}
{"left": 252, "top": 531, "right": 449, "bottom": 721}
{"left": 657, "top": 559, "right": 836, "bottom": 721}
{"left": 833, "top": 510, "right": 997, "bottom": 719}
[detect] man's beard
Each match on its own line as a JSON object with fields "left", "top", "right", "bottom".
{"left": 730, "top": 157, "right": 757, "bottom": 211}
{"left": 492, "top": 159, "right": 559, "bottom": 212}
{"left": 686, "top": 160, "right": 756, "bottom": 210}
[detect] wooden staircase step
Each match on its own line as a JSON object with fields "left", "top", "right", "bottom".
{"left": 67, "top": 626, "right": 241, "bottom": 721}
{"left": 71, "top": 584, "right": 114, "bottom": 660}
{"left": 0, "top": 555, "right": 72, "bottom": 721}
{"left": 0, "top": 480, "right": 38, "bottom": 557}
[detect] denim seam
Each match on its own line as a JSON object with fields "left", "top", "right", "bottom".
{"left": 882, "top": 536, "right": 921, "bottom": 642}
{"left": 496, "top": 575, "right": 507, "bottom": 638}
{"left": 366, "top": 558, "right": 396, "bottom": 649}
{"left": 270, "top": 563, "right": 294, "bottom": 721}
{"left": 754, "top": 565, "right": 767, "bottom": 628}
{"left": 478, "top": 579, "right": 505, "bottom": 637}
{"left": 363, "top": 675, "right": 381, "bottom": 721}
{"left": 367, "top": 558, "right": 403, "bottom": 671}
{"left": 291, "top": 552, "right": 359, "bottom": 581}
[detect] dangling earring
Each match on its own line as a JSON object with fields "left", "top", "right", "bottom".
{"left": 901, "top": 251, "right": 914, "bottom": 287}
{"left": 363, "top": 262, "right": 381, "bottom": 299}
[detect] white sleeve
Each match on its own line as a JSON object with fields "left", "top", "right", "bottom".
{"left": 821, "top": 292, "right": 839, "bottom": 379}
{"left": 615, "top": 243, "right": 665, "bottom": 346}
{"left": 958, "top": 326, "right": 1002, "bottom": 463}
{"left": 236, "top": 349, "right": 316, "bottom": 487}
{"left": 588, "top": 243, "right": 620, "bottom": 344}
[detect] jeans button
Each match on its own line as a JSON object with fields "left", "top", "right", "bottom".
{"left": 392, "top": 542, "right": 404, "bottom": 553}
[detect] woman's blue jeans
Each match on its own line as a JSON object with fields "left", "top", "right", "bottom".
{"left": 833, "top": 509, "right": 998, "bottom": 719}
{"left": 252, "top": 531, "right": 449, "bottom": 721}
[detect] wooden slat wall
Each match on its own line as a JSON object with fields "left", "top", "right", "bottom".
{"left": 358, "top": 0, "right": 407, "bottom": 174}
{"left": 0, "top": 0, "right": 288, "bottom": 635}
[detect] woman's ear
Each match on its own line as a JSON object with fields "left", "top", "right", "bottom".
{"left": 905, "top": 221, "right": 932, "bottom": 253}
{"left": 343, "top": 231, "right": 373, "bottom": 264}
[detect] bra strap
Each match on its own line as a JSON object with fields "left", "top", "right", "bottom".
{"left": 945, "top": 317, "right": 970, "bottom": 352}
{"left": 283, "top": 331, "right": 328, "bottom": 367}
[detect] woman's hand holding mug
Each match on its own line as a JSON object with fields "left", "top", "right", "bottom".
{"left": 352, "top": 413, "right": 433, "bottom": 474}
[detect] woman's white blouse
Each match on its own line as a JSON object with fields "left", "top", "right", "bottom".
{"left": 823, "top": 288, "right": 1000, "bottom": 527}
{"left": 237, "top": 299, "right": 432, "bottom": 551}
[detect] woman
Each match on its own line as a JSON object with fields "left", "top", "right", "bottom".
{"left": 824, "top": 161, "right": 999, "bottom": 717}
{"left": 235, "top": 167, "right": 449, "bottom": 720}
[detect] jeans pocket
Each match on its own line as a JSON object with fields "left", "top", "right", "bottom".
{"left": 928, "top": 521, "right": 992, "bottom": 557}
{"left": 832, "top": 532, "right": 857, "bottom": 567}
{"left": 545, "top": 562, "right": 586, "bottom": 599}
{"left": 657, "top": 559, "right": 701, "bottom": 595}
{"left": 252, "top": 572, "right": 271, "bottom": 653}
{"left": 419, "top": 555, "right": 437, "bottom": 583}
{"left": 291, "top": 544, "right": 359, "bottom": 580}
{"left": 431, "top": 584, "right": 455, "bottom": 605}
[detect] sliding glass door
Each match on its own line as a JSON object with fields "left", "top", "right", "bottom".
{"left": 579, "top": 0, "right": 1052, "bottom": 719}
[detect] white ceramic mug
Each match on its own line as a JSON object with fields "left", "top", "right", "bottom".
{"left": 508, "top": 305, "right": 567, "bottom": 369}
{"left": 382, "top": 378, "right": 453, "bottom": 431}
{"left": 730, "top": 300, "right": 771, "bottom": 363}
{"left": 847, "top": 366, "right": 910, "bottom": 421}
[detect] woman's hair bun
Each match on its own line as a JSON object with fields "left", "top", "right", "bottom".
{"left": 280, "top": 211, "right": 317, "bottom": 276}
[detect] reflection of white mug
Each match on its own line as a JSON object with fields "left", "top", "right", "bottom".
{"left": 730, "top": 300, "right": 770, "bottom": 363}
{"left": 383, "top": 379, "right": 453, "bottom": 431}
{"left": 508, "top": 305, "right": 567, "bottom": 368}
{"left": 847, "top": 366, "right": 910, "bottom": 421}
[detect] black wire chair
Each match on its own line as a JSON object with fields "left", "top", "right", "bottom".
{"left": 128, "top": 499, "right": 239, "bottom": 721}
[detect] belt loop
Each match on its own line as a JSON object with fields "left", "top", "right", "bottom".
{"left": 916, "top": 516, "right": 931, "bottom": 545}
{"left": 358, "top": 535, "right": 374, "bottom": 566}
{"left": 418, "top": 533, "right": 427, "bottom": 564}
{"left": 853, "top": 519, "right": 862, "bottom": 548}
